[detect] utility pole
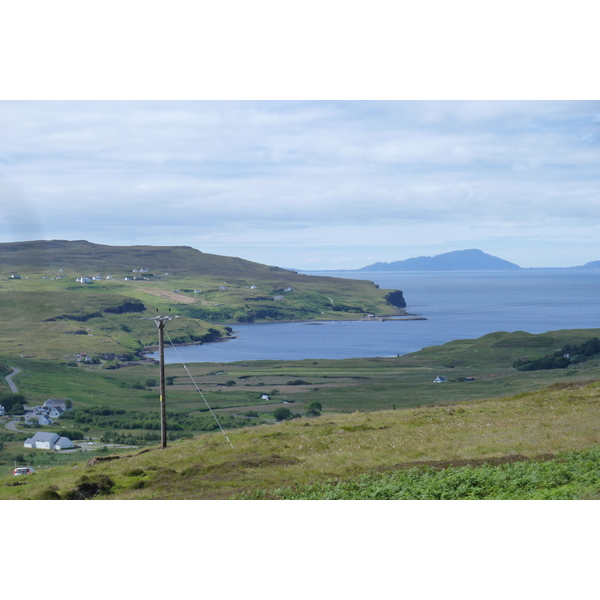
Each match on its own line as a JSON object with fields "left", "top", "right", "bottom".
{"left": 153, "top": 315, "right": 171, "bottom": 449}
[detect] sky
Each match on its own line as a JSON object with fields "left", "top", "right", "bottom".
{"left": 1, "top": 3, "right": 599, "bottom": 271}
{"left": 2, "top": 100, "right": 599, "bottom": 270}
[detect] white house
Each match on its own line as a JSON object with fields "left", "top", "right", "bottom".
{"left": 55, "top": 436, "right": 75, "bottom": 450}
{"left": 24, "top": 432, "right": 59, "bottom": 449}
{"left": 0, "top": 404, "right": 5, "bottom": 416}
{"left": 25, "top": 414, "right": 53, "bottom": 426}
{"left": 433, "top": 376, "right": 447, "bottom": 383}
{"left": 44, "top": 399, "right": 67, "bottom": 412}
{"left": 24, "top": 431, "right": 74, "bottom": 450}
{"left": 49, "top": 407, "right": 64, "bottom": 419}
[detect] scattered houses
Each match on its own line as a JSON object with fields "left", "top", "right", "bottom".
{"left": 22, "top": 399, "right": 70, "bottom": 426}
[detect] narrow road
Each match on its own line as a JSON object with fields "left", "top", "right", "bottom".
{"left": 5, "top": 367, "right": 21, "bottom": 393}
{"left": 4, "top": 367, "right": 26, "bottom": 431}
{"left": 4, "top": 419, "right": 25, "bottom": 432}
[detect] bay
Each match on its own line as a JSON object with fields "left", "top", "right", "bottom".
{"left": 156, "top": 270, "right": 600, "bottom": 364}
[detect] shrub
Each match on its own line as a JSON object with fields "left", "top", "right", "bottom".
{"left": 305, "top": 400, "right": 322, "bottom": 417}
{"left": 273, "top": 408, "right": 293, "bottom": 422}
{"left": 124, "top": 468, "right": 146, "bottom": 477}
{"left": 37, "top": 488, "right": 61, "bottom": 500}
{"left": 73, "top": 474, "right": 115, "bottom": 498}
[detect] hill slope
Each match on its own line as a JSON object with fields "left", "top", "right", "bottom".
{"left": 0, "top": 239, "right": 298, "bottom": 279}
{"left": 0, "top": 240, "right": 407, "bottom": 359}
{"left": 2, "top": 378, "right": 599, "bottom": 499}
{"left": 358, "top": 249, "right": 521, "bottom": 271}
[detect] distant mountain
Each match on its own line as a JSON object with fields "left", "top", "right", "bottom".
{"left": 358, "top": 249, "right": 522, "bottom": 272}
{"left": 570, "top": 260, "right": 600, "bottom": 270}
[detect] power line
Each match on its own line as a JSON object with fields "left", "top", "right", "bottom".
{"left": 163, "top": 328, "right": 234, "bottom": 449}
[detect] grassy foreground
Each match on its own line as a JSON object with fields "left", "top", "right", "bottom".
{"left": 2, "top": 378, "right": 600, "bottom": 499}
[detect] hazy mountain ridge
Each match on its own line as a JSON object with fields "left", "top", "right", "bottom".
{"left": 356, "top": 249, "right": 600, "bottom": 271}
{"left": 358, "top": 249, "right": 521, "bottom": 271}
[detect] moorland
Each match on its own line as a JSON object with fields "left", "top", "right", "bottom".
{"left": 1, "top": 240, "right": 600, "bottom": 499}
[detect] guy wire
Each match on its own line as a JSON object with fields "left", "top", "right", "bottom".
{"left": 163, "top": 328, "right": 234, "bottom": 448}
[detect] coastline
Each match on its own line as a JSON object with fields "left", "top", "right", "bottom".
{"left": 142, "top": 307, "right": 426, "bottom": 361}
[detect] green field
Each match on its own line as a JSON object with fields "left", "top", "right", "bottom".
{"left": 2, "top": 327, "right": 600, "bottom": 498}
{"left": 1, "top": 377, "right": 600, "bottom": 499}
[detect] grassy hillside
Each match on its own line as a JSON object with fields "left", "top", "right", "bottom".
{"left": 2, "top": 378, "right": 599, "bottom": 499}
{"left": 0, "top": 240, "right": 407, "bottom": 359}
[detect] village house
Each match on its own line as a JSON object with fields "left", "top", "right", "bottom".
{"left": 23, "top": 399, "right": 69, "bottom": 425}
{"left": 44, "top": 399, "right": 68, "bottom": 412}
{"left": 24, "top": 432, "right": 74, "bottom": 450}
{"left": 25, "top": 413, "right": 52, "bottom": 426}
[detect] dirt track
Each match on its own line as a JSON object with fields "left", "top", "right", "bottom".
{"left": 134, "top": 286, "right": 197, "bottom": 304}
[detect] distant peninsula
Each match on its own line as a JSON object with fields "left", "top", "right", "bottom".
{"left": 358, "top": 249, "right": 522, "bottom": 272}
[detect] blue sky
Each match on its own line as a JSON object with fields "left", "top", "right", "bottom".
{"left": 1, "top": 100, "right": 599, "bottom": 269}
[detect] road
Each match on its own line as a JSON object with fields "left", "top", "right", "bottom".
{"left": 5, "top": 367, "right": 21, "bottom": 393}
{"left": 4, "top": 418, "right": 26, "bottom": 432}
{"left": 3, "top": 367, "right": 26, "bottom": 431}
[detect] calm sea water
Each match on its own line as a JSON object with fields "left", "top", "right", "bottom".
{"left": 156, "top": 270, "right": 600, "bottom": 364}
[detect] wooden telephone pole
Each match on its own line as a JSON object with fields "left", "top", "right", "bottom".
{"left": 153, "top": 315, "right": 171, "bottom": 449}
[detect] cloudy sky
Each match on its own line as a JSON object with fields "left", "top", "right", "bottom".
{"left": 1, "top": 100, "right": 599, "bottom": 269}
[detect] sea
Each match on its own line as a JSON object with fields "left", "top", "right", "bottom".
{"left": 155, "top": 270, "right": 600, "bottom": 364}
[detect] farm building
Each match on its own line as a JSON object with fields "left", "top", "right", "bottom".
{"left": 24, "top": 432, "right": 74, "bottom": 450}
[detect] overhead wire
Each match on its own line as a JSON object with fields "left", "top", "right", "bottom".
{"left": 162, "top": 327, "right": 234, "bottom": 448}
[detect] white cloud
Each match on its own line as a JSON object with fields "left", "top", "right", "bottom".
{"left": 1, "top": 100, "right": 599, "bottom": 268}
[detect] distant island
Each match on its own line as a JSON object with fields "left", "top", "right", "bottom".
{"left": 353, "top": 249, "right": 600, "bottom": 272}
{"left": 358, "top": 249, "right": 521, "bottom": 271}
